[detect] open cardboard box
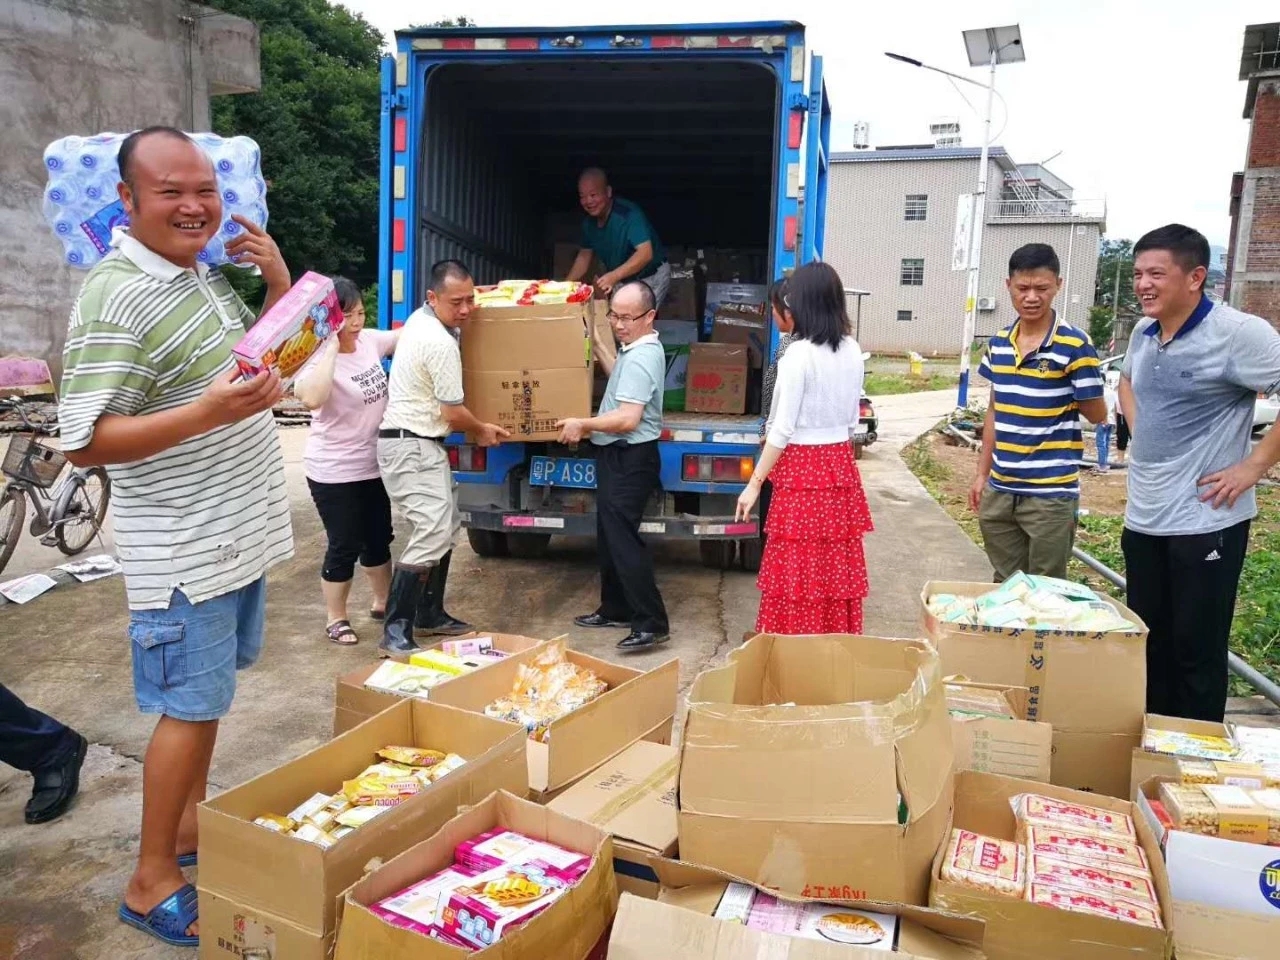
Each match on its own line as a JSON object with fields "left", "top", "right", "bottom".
{"left": 921, "top": 581, "right": 1148, "bottom": 798}
{"left": 1134, "top": 776, "right": 1280, "bottom": 960}
{"left": 929, "top": 771, "right": 1173, "bottom": 960}
{"left": 333, "top": 633, "right": 546, "bottom": 736}
{"left": 1128, "top": 714, "right": 1235, "bottom": 800}
{"left": 547, "top": 739, "right": 679, "bottom": 899}
{"left": 428, "top": 643, "right": 679, "bottom": 796}
{"left": 199, "top": 891, "right": 328, "bottom": 960}
{"left": 946, "top": 679, "right": 1053, "bottom": 782}
{"left": 334, "top": 790, "right": 618, "bottom": 960}
{"left": 197, "top": 699, "right": 527, "bottom": 940}
{"left": 605, "top": 859, "right": 986, "bottom": 959}
{"left": 678, "top": 634, "right": 955, "bottom": 906}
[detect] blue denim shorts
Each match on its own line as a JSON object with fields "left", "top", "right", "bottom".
{"left": 128, "top": 577, "right": 267, "bottom": 722}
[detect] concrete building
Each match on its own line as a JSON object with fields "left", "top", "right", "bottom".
{"left": 823, "top": 145, "right": 1106, "bottom": 356}
{"left": 0, "top": 0, "right": 260, "bottom": 378}
{"left": 1226, "top": 22, "right": 1280, "bottom": 331}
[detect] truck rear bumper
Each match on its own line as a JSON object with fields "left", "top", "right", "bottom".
{"left": 463, "top": 509, "right": 758, "bottom": 540}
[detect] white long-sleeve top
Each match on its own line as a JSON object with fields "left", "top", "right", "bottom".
{"left": 766, "top": 335, "right": 865, "bottom": 449}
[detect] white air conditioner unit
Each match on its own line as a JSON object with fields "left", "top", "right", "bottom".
{"left": 976, "top": 297, "right": 997, "bottom": 311}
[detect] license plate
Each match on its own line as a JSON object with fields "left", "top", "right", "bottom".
{"left": 529, "top": 456, "right": 597, "bottom": 489}
{"left": 853, "top": 425, "right": 868, "bottom": 439}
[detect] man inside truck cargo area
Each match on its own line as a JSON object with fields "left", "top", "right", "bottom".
{"left": 1119, "top": 223, "right": 1280, "bottom": 723}
{"left": 969, "top": 243, "right": 1107, "bottom": 582}
{"left": 566, "top": 167, "right": 671, "bottom": 307}
{"left": 377, "top": 259, "right": 510, "bottom": 658}
{"left": 556, "top": 280, "right": 671, "bottom": 650}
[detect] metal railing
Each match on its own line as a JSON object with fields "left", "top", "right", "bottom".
{"left": 987, "top": 197, "right": 1107, "bottom": 222}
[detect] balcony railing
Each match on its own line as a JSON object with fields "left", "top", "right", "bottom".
{"left": 987, "top": 197, "right": 1107, "bottom": 222}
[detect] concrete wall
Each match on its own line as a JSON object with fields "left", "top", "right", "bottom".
{"left": 824, "top": 158, "right": 1103, "bottom": 355}
{"left": 0, "top": 0, "right": 259, "bottom": 379}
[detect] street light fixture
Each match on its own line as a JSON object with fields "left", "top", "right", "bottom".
{"left": 885, "top": 24, "right": 1025, "bottom": 409}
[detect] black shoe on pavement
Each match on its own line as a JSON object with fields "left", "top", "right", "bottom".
{"left": 380, "top": 566, "right": 426, "bottom": 658}
{"left": 574, "top": 613, "right": 630, "bottom": 629}
{"left": 414, "top": 552, "right": 473, "bottom": 636}
{"left": 26, "top": 733, "right": 88, "bottom": 825}
{"left": 617, "top": 631, "right": 670, "bottom": 650}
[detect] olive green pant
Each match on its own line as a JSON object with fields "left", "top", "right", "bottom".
{"left": 978, "top": 488, "right": 1078, "bottom": 582}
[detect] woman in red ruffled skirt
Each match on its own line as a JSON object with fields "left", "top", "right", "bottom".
{"left": 736, "top": 262, "right": 873, "bottom": 634}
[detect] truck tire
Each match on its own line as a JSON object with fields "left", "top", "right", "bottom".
{"left": 699, "top": 539, "right": 736, "bottom": 570}
{"left": 738, "top": 538, "right": 763, "bottom": 572}
{"left": 467, "top": 528, "right": 510, "bottom": 558}
{"left": 507, "top": 533, "right": 551, "bottom": 560}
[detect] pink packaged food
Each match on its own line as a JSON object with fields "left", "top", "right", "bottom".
{"left": 454, "top": 829, "right": 591, "bottom": 881}
{"left": 232, "top": 271, "right": 342, "bottom": 388}
{"left": 440, "top": 637, "right": 495, "bottom": 658}
{"left": 438, "top": 863, "right": 569, "bottom": 948}
{"left": 1023, "top": 826, "right": 1150, "bottom": 874}
{"left": 1026, "top": 883, "right": 1163, "bottom": 929}
{"left": 1012, "top": 793, "right": 1136, "bottom": 840}
{"left": 1026, "top": 853, "right": 1157, "bottom": 903}
{"left": 371, "top": 865, "right": 478, "bottom": 934}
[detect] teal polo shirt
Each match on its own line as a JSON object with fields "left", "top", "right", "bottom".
{"left": 591, "top": 334, "right": 664, "bottom": 446}
{"left": 581, "top": 197, "right": 666, "bottom": 281}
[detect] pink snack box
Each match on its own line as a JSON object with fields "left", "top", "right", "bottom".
{"left": 440, "top": 637, "right": 495, "bottom": 658}
{"left": 232, "top": 270, "right": 343, "bottom": 388}
{"left": 454, "top": 829, "right": 591, "bottom": 882}
{"left": 372, "top": 866, "right": 477, "bottom": 930}
{"left": 437, "top": 863, "right": 569, "bottom": 949}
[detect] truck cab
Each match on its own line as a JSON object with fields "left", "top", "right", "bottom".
{"left": 378, "top": 21, "right": 831, "bottom": 570}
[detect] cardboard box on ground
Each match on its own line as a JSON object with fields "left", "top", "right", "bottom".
{"left": 1134, "top": 776, "right": 1280, "bottom": 960}
{"left": 196, "top": 699, "right": 528, "bottom": 960}
{"left": 333, "top": 633, "right": 545, "bottom": 736}
{"left": 1128, "top": 714, "right": 1237, "bottom": 800}
{"left": 678, "top": 633, "right": 955, "bottom": 906}
{"left": 606, "top": 860, "right": 987, "bottom": 959}
{"left": 428, "top": 643, "right": 679, "bottom": 798}
{"left": 922, "top": 581, "right": 1149, "bottom": 798}
{"left": 335, "top": 790, "right": 618, "bottom": 960}
{"left": 946, "top": 679, "right": 1054, "bottom": 782}
{"left": 929, "top": 771, "right": 1173, "bottom": 960}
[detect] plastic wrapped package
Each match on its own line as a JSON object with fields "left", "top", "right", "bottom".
{"left": 927, "top": 572, "right": 1137, "bottom": 632}
{"left": 1011, "top": 793, "right": 1136, "bottom": 840}
{"left": 939, "top": 829, "right": 1025, "bottom": 897}
{"left": 1026, "top": 884, "right": 1163, "bottom": 929}
{"left": 483, "top": 641, "right": 608, "bottom": 742}
{"left": 474, "top": 279, "right": 593, "bottom": 307}
{"left": 1023, "top": 826, "right": 1150, "bottom": 875}
{"left": 1159, "top": 782, "right": 1280, "bottom": 845}
{"left": 1025, "top": 853, "right": 1157, "bottom": 903}
{"left": 945, "top": 684, "right": 1017, "bottom": 719}
{"left": 1142, "top": 728, "right": 1239, "bottom": 762}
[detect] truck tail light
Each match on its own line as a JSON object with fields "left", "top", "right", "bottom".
{"left": 682, "top": 455, "right": 754, "bottom": 482}
{"left": 860, "top": 399, "right": 873, "bottom": 418}
{"left": 448, "top": 445, "right": 487, "bottom": 472}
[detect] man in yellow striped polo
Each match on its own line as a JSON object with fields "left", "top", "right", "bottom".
{"left": 968, "top": 244, "right": 1107, "bottom": 580}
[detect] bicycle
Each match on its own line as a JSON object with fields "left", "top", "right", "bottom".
{"left": 0, "top": 396, "right": 111, "bottom": 576}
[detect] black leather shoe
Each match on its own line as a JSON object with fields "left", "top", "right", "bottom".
{"left": 575, "top": 613, "right": 630, "bottom": 629}
{"left": 26, "top": 733, "right": 88, "bottom": 824}
{"left": 617, "top": 631, "right": 670, "bottom": 650}
{"left": 415, "top": 552, "right": 473, "bottom": 636}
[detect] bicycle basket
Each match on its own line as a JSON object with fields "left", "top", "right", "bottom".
{"left": 2, "top": 433, "right": 68, "bottom": 488}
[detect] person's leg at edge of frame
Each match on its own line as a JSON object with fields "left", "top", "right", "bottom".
{"left": 1166, "top": 520, "right": 1252, "bottom": 723}
{"left": 1020, "top": 495, "right": 1078, "bottom": 581}
{"left": 978, "top": 488, "right": 1030, "bottom": 581}
{"left": 1122, "top": 527, "right": 1176, "bottom": 717}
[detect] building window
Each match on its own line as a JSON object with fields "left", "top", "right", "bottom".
{"left": 900, "top": 258, "right": 924, "bottom": 286}
{"left": 897, "top": 310, "right": 913, "bottom": 322}
{"left": 905, "top": 194, "right": 928, "bottom": 221}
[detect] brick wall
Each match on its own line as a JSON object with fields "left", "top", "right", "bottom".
{"left": 1248, "top": 82, "right": 1280, "bottom": 167}
{"left": 1237, "top": 80, "right": 1280, "bottom": 332}
{"left": 1242, "top": 282, "right": 1280, "bottom": 331}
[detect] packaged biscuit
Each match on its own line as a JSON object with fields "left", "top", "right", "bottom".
{"left": 1160, "top": 782, "right": 1272, "bottom": 845}
{"left": 427, "top": 753, "right": 467, "bottom": 782}
{"left": 940, "top": 829, "right": 1025, "bottom": 897}
{"left": 1026, "top": 883, "right": 1163, "bottom": 929}
{"left": 1233, "top": 725, "right": 1280, "bottom": 763}
{"left": 253, "top": 814, "right": 296, "bottom": 833}
{"left": 1023, "top": 826, "right": 1150, "bottom": 874}
{"left": 363, "top": 660, "right": 453, "bottom": 698}
{"left": 1177, "top": 758, "right": 1268, "bottom": 789}
{"left": 287, "top": 792, "right": 334, "bottom": 824}
{"left": 408, "top": 649, "right": 475, "bottom": 677}
{"left": 378, "top": 746, "right": 447, "bottom": 769}
{"left": 1026, "top": 853, "right": 1156, "bottom": 903}
{"left": 232, "top": 271, "right": 343, "bottom": 388}
{"left": 336, "top": 804, "right": 391, "bottom": 829}
{"left": 342, "top": 772, "right": 423, "bottom": 807}
{"left": 294, "top": 823, "right": 337, "bottom": 848}
{"left": 1142, "top": 727, "right": 1239, "bottom": 762}
{"left": 1011, "top": 794, "right": 1136, "bottom": 841}
{"left": 713, "top": 882, "right": 757, "bottom": 924}
{"left": 1252, "top": 788, "right": 1280, "bottom": 843}
{"left": 455, "top": 828, "right": 591, "bottom": 881}
{"left": 438, "top": 862, "right": 569, "bottom": 948}
{"left": 483, "top": 641, "right": 608, "bottom": 742}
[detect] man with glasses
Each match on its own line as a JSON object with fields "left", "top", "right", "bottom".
{"left": 557, "top": 281, "right": 670, "bottom": 649}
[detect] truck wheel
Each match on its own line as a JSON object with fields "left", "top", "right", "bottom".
{"left": 699, "top": 540, "right": 736, "bottom": 570}
{"left": 738, "top": 538, "right": 763, "bottom": 573}
{"left": 467, "top": 528, "right": 510, "bottom": 558}
{"left": 507, "top": 533, "right": 551, "bottom": 560}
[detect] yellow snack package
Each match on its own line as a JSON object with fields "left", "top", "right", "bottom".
{"left": 377, "top": 746, "right": 447, "bottom": 769}
{"left": 253, "top": 814, "right": 297, "bottom": 833}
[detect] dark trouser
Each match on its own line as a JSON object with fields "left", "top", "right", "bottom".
{"left": 1115, "top": 414, "right": 1130, "bottom": 452}
{"left": 595, "top": 441, "right": 669, "bottom": 635}
{"left": 0, "top": 683, "right": 76, "bottom": 774}
{"left": 1122, "top": 520, "right": 1251, "bottom": 722}
{"left": 307, "top": 476, "right": 395, "bottom": 582}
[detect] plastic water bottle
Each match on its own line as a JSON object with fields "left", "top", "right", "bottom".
{"left": 42, "top": 131, "right": 268, "bottom": 269}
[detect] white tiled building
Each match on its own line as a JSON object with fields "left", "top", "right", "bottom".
{"left": 823, "top": 146, "right": 1106, "bottom": 356}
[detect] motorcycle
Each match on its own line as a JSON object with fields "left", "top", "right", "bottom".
{"left": 854, "top": 352, "right": 878, "bottom": 459}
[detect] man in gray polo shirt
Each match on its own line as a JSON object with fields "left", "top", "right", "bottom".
{"left": 1120, "top": 223, "right": 1280, "bottom": 722}
{"left": 556, "top": 281, "right": 670, "bottom": 649}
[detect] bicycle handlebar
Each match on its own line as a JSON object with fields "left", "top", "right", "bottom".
{"left": 0, "top": 396, "right": 60, "bottom": 436}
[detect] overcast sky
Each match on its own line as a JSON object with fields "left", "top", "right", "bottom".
{"left": 342, "top": 0, "right": 1277, "bottom": 247}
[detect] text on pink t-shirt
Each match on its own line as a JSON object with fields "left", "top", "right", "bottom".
{"left": 304, "top": 330, "right": 396, "bottom": 483}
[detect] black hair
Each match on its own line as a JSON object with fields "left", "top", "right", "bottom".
{"left": 429, "top": 259, "right": 472, "bottom": 293}
{"left": 117, "top": 126, "right": 193, "bottom": 187}
{"left": 332, "top": 276, "right": 362, "bottom": 312}
{"left": 785, "top": 262, "right": 850, "bottom": 351}
{"left": 1008, "top": 243, "right": 1060, "bottom": 277}
{"left": 767, "top": 278, "right": 789, "bottom": 317}
{"left": 1134, "top": 224, "right": 1210, "bottom": 291}
{"left": 612, "top": 280, "right": 656, "bottom": 315}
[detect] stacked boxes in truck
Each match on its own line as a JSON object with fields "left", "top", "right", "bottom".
{"left": 378, "top": 21, "right": 831, "bottom": 571}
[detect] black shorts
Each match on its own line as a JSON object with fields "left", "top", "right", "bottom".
{"left": 306, "top": 477, "right": 395, "bottom": 582}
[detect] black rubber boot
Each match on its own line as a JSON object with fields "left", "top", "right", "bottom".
{"left": 379, "top": 565, "right": 427, "bottom": 658}
{"left": 414, "top": 551, "right": 473, "bottom": 636}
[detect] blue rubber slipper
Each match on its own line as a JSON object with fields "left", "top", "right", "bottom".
{"left": 177, "top": 852, "right": 197, "bottom": 868}
{"left": 118, "top": 882, "right": 199, "bottom": 947}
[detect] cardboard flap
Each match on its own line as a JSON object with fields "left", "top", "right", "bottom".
{"left": 546, "top": 740, "right": 678, "bottom": 853}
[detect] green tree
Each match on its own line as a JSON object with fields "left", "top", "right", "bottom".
{"left": 1094, "top": 238, "right": 1138, "bottom": 319}
{"left": 205, "top": 0, "right": 383, "bottom": 306}
{"left": 1087, "top": 305, "right": 1114, "bottom": 351}
{"left": 409, "top": 17, "right": 477, "bottom": 28}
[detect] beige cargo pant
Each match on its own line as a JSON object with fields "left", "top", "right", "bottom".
{"left": 377, "top": 436, "right": 459, "bottom": 568}
{"left": 978, "top": 488, "right": 1078, "bottom": 582}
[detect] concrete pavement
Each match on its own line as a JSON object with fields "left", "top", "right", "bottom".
{"left": 0, "top": 390, "right": 986, "bottom": 959}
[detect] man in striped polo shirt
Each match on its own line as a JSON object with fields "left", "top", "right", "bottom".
{"left": 60, "top": 127, "right": 294, "bottom": 946}
{"left": 969, "top": 244, "right": 1107, "bottom": 580}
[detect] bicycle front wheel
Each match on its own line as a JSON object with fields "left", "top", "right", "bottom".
{"left": 0, "top": 485, "right": 25, "bottom": 575}
{"left": 55, "top": 467, "right": 110, "bottom": 556}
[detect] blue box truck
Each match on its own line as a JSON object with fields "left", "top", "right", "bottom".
{"left": 377, "top": 21, "right": 830, "bottom": 571}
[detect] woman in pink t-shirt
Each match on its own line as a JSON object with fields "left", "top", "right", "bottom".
{"left": 294, "top": 278, "right": 401, "bottom": 644}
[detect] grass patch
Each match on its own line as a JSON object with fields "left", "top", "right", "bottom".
{"left": 865, "top": 372, "right": 958, "bottom": 396}
{"left": 902, "top": 432, "right": 980, "bottom": 541}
